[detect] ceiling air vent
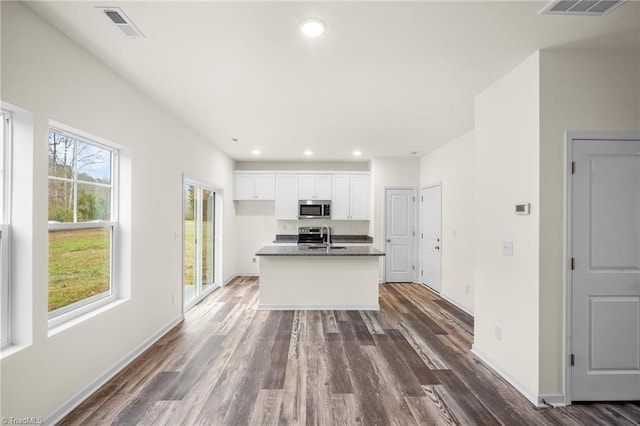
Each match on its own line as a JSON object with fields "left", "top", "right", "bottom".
{"left": 96, "top": 7, "right": 145, "bottom": 39}
{"left": 539, "top": 0, "right": 625, "bottom": 15}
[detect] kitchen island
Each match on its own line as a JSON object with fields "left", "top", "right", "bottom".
{"left": 255, "top": 245, "right": 385, "bottom": 310}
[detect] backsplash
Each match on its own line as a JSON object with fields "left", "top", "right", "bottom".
{"left": 277, "top": 220, "right": 370, "bottom": 235}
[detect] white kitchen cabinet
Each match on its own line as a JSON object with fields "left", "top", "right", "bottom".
{"left": 331, "top": 174, "right": 369, "bottom": 220}
{"left": 298, "top": 174, "right": 331, "bottom": 200}
{"left": 275, "top": 174, "right": 299, "bottom": 219}
{"left": 233, "top": 173, "right": 275, "bottom": 200}
{"left": 349, "top": 175, "right": 369, "bottom": 220}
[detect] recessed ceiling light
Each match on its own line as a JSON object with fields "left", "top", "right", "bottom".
{"left": 300, "top": 18, "right": 326, "bottom": 37}
{"left": 304, "top": 150, "right": 313, "bottom": 156}
{"left": 352, "top": 150, "right": 362, "bottom": 157}
{"left": 252, "top": 149, "right": 261, "bottom": 155}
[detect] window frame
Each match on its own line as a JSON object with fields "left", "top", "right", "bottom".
{"left": 1, "top": 111, "right": 12, "bottom": 348}
{"left": 47, "top": 125, "right": 119, "bottom": 327}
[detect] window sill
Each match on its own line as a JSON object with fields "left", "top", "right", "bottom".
{"left": 0, "top": 342, "right": 31, "bottom": 360}
{"left": 48, "top": 297, "right": 127, "bottom": 337}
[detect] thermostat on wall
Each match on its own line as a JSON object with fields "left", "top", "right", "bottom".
{"left": 515, "top": 203, "right": 530, "bottom": 215}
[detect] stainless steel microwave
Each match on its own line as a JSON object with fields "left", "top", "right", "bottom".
{"left": 298, "top": 200, "right": 331, "bottom": 219}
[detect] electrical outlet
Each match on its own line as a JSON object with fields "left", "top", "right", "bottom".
{"left": 502, "top": 241, "right": 513, "bottom": 256}
{"left": 494, "top": 326, "right": 503, "bottom": 341}
{"left": 465, "top": 284, "right": 470, "bottom": 293}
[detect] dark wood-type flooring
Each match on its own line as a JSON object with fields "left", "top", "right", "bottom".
{"left": 60, "top": 277, "right": 640, "bottom": 425}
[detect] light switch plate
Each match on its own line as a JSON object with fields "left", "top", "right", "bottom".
{"left": 502, "top": 241, "right": 513, "bottom": 256}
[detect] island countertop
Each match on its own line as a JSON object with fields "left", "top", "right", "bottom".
{"left": 255, "top": 245, "right": 385, "bottom": 257}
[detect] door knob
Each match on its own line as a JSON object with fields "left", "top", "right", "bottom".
{"left": 386, "top": 239, "right": 391, "bottom": 243}
{"left": 435, "top": 246, "right": 440, "bottom": 250}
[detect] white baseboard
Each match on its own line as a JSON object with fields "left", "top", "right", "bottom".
{"left": 471, "top": 345, "right": 541, "bottom": 408}
{"left": 44, "top": 316, "right": 183, "bottom": 426}
{"left": 439, "top": 291, "right": 474, "bottom": 316}
{"left": 416, "top": 283, "right": 474, "bottom": 316}
{"left": 538, "top": 393, "right": 566, "bottom": 407}
{"left": 257, "top": 304, "right": 380, "bottom": 311}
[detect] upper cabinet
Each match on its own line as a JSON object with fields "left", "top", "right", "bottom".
{"left": 275, "top": 174, "right": 299, "bottom": 220}
{"left": 233, "top": 173, "right": 275, "bottom": 200}
{"left": 299, "top": 174, "right": 332, "bottom": 200}
{"left": 234, "top": 170, "right": 369, "bottom": 221}
{"left": 331, "top": 174, "right": 369, "bottom": 220}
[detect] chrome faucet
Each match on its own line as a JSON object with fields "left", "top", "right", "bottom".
{"left": 320, "top": 224, "right": 331, "bottom": 251}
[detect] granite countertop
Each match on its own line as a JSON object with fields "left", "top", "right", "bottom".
{"left": 256, "top": 245, "right": 385, "bottom": 257}
{"left": 273, "top": 234, "right": 373, "bottom": 244}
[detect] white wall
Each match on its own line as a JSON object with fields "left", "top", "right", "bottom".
{"left": 0, "top": 2, "right": 236, "bottom": 420}
{"left": 420, "top": 131, "right": 474, "bottom": 313}
{"left": 538, "top": 47, "right": 640, "bottom": 395}
{"left": 472, "top": 52, "right": 541, "bottom": 400}
{"left": 370, "top": 157, "right": 421, "bottom": 281}
{"left": 470, "top": 46, "right": 639, "bottom": 404}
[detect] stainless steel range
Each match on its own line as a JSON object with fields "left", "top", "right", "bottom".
{"left": 297, "top": 226, "right": 330, "bottom": 247}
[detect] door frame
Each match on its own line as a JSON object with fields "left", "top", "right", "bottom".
{"left": 182, "top": 173, "right": 224, "bottom": 314}
{"left": 383, "top": 186, "right": 417, "bottom": 283}
{"left": 563, "top": 131, "right": 640, "bottom": 405}
{"left": 421, "top": 182, "right": 442, "bottom": 292}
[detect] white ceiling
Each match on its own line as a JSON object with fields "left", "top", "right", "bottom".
{"left": 26, "top": 1, "right": 640, "bottom": 161}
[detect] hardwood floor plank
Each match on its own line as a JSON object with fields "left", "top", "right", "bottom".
{"left": 330, "top": 394, "right": 361, "bottom": 426}
{"left": 396, "top": 321, "right": 449, "bottom": 370}
{"left": 192, "top": 309, "right": 270, "bottom": 425}
{"left": 221, "top": 310, "right": 283, "bottom": 424}
{"left": 278, "top": 310, "right": 308, "bottom": 425}
{"left": 160, "top": 334, "right": 225, "bottom": 400}
{"left": 336, "top": 320, "right": 390, "bottom": 425}
{"left": 210, "top": 296, "right": 241, "bottom": 322}
{"left": 406, "top": 392, "right": 458, "bottom": 426}
{"left": 373, "top": 333, "right": 427, "bottom": 396}
{"left": 433, "top": 370, "right": 500, "bottom": 425}
{"left": 345, "top": 310, "right": 376, "bottom": 345}
{"left": 360, "top": 309, "right": 386, "bottom": 335}
{"left": 137, "top": 401, "right": 180, "bottom": 426}
{"left": 59, "top": 280, "right": 640, "bottom": 426}
{"left": 249, "top": 389, "right": 284, "bottom": 426}
{"left": 111, "top": 371, "right": 179, "bottom": 426}
{"left": 262, "top": 310, "right": 295, "bottom": 389}
{"left": 361, "top": 344, "right": 425, "bottom": 425}
{"left": 320, "top": 310, "right": 339, "bottom": 334}
{"left": 325, "top": 337, "right": 354, "bottom": 394}
{"left": 385, "top": 328, "right": 440, "bottom": 385}
{"left": 305, "top": 311, "right": 334, "bottom": 426}
{"left": 387, "top": 285, "right": 447, "bottom": 335}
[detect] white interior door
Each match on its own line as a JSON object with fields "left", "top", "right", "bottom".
{"left": 421, "top": 184, "right": 442, "bottom": 292}
{"left": 385, "top": 189, "right": 414, "bottom": 282}
{"left": 571, "top": 137, "right": 640, "bottom": 401}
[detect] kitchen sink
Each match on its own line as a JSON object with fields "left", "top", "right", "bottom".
{"left": 304, "top": 245, "right": 347, "bottom": 250}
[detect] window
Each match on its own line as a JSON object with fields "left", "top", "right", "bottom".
{"left": 1, "top": 111, "right": 11, "bottom": 347}
{"left": 48, "top": 127, "right": 117, "bottom": 321}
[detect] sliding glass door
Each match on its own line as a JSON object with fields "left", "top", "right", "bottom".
{"left": 184, "top": 180, "right": 218, "bottom": 310}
